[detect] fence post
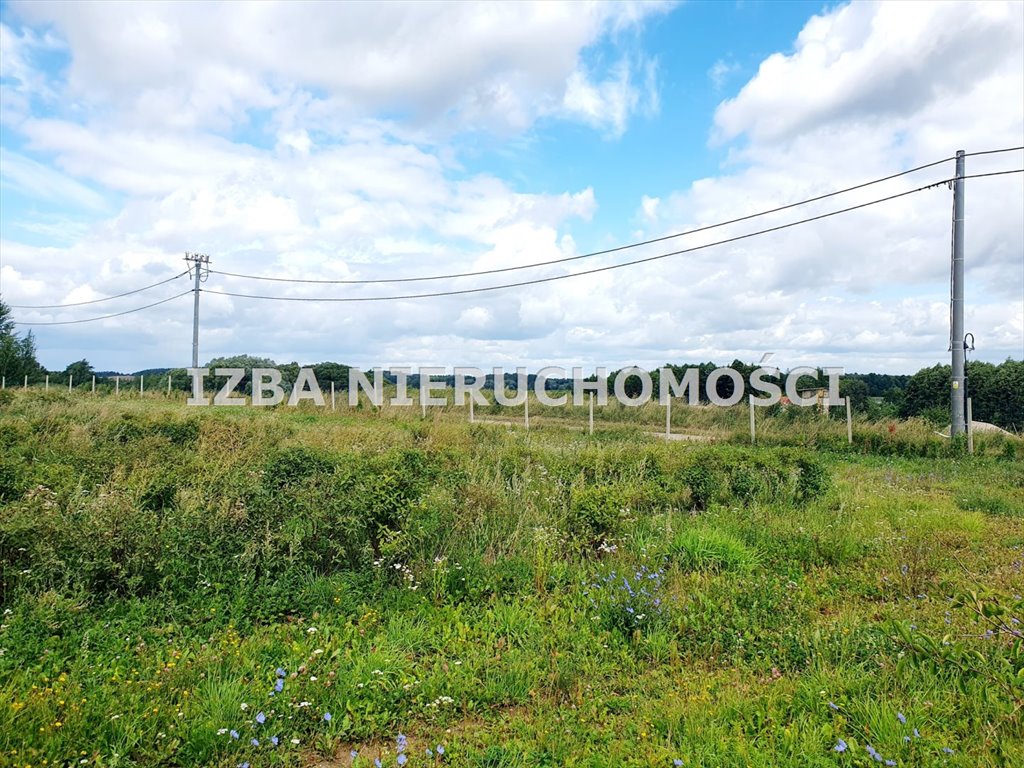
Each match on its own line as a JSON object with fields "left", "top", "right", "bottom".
{"left": 1, "top": 376, "right": 4, "bottom": 389}
{"left": 846, "top": 397, "right": 853, "bottom": 445}
{"left": 45, "top": 375, "right": 49, "bottom": 391}
{"left": 966, "top": 397, "right": 974, "bottom": 455}
{"left": 331, "top": 381, "right": 336, "bottom": 411}
{"left": 69, "top": 374, "right": 73, "bottom": 391}
{"left": 140, "top": 375, "right": 144, "bottom": 394}
{"left": 748, "top": 395, "right": 755, "bottom": 444}
{"left": 167, "top": 375, "right": 172, "bottom": 396}
{"left": 92, "top": 375, "right": 96, "bottom": 393}
{"left": 24, "top": 375, "right": 28, "bottom": 390}
{"left": 115, "top": 376, "right": 120, "bottom": 396}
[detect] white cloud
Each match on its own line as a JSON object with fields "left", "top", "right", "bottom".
{"left": 1, "top": 0, "right": 1020, "bottom": 375}
{"left": 9, "top": 0, "right": 670, "bottom": 134}
{"left": 562, "top": 56, "right": 660, "bottom": 137}
{"left": 640, "top": 195, "right": 660, "bottom": 222}
{"left": 713, "top": 1, "right": 1022, "bottom": 145}
{"left": 707, "top": 58, "right": 738, "bottom": 90}
{"left": 0, "top": 148, "right": 109, "bottom": 211}
{"left": 630, "top": 0, "right": 1024, "bottom": 370}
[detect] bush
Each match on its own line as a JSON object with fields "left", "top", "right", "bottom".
{"left": 678, "top": 447, "right": 831, "bottom": 510}
{"left": 567, "top": 484, "right": 632, "bottom": 550}
{"left": 682, "top": 462, "right": 724, "bottom": 511}
{"left": 795, "top": 455, "right": 831, "bottom": 500}
{"left": 956, "top": 492, "right": 1019, "bottom": 517}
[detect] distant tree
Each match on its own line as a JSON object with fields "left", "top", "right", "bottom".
{"left": 963, "top": 360, "right": 999, "bottom": 425}
{"left": 839, "top": 378, "right": 870, "bottom": 412}
{"left": 898, "top": 359, "right": 1021, "bottom": 431}
{"left": 205, "top": 354, "right": 280, "bottom": 395}
{"left": 900, "top": 364, "right": 950, "bottom": 419}
{"left": 990, "top": 359, "right": 1023, "bottom": 432}
{"left": 610, "top": 366, "right": 648, "bottom": 399}
{"left": 165, "top": 368, "right": 194, "bottom": 392}
{"left": 883, "top": 386, "right": 906, "bottom": 410}
{"left": 311, "top": 362, "right": 352, "bottom": 390}
{"left": 0, "top": 299, "right": 12, "bottom": 337}
{"left": 64, "top": 359, "right": 95, "bottom": 385}
{"left": 844, "top": 372, "right": 912, "bottom": 397}
{"left": 0, "top": 298, "right": 44, "bottom": 384}
{"left": 866, "top": 398, "right": 900, "bottom": 420}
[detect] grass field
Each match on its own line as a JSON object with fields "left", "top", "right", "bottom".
{"left": 0, "top": 390, "right": 1022, "bottom": 767}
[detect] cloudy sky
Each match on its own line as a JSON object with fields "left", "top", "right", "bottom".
{"left": 1, "top": 0, "right": 1022, "bottom": 375}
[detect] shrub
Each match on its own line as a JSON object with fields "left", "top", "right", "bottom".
{"left": 682, "top": 462, "right": 724, "bottom": 511}
{"left": 956, "top": 492, "right": 1019, "bottom": 517}
{"left": 795, "top": 455, "right": 831, "bottom": 500}
{"left": 678, "top": 447, "right": 831, "bottom": 510}
{"left": 567, "top": 484, "right": 632, "bottom": 550}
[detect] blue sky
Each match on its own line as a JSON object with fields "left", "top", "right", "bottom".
{"left": 1, "top": 0, "right": 1022, "bottom": 374}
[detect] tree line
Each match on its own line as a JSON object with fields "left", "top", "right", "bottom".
{"left": 2, "top": 299, "right": 1020, "bottom": 430}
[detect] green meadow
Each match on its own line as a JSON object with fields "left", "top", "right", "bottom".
{"left": 0, "top": 390, "right": 1021, "bottom": 767}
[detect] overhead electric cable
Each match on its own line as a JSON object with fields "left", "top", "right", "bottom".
{"left": 209, "top": 154, "right": 964, "bottom": 286}
{"left": 202, "top": 169, "right": 1024, "bottom": 305}
{"left": 9, "top": 270, "right": 190, "bottom": 309}
{"left": 963, "top": 146, "right": 1024, "bottom": 158}
{"left": 14, "top": 290, "right": 193, "bottom": 326}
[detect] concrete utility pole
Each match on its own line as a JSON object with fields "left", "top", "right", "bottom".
{"left": 184, "top": 253, "right": 210, "bottom": 369}
{"left": 950, "top": 151, "right": 967, "bottom": 437}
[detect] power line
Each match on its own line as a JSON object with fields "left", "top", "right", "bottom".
{"left": 964, "top": 146, "right": 1024, "bottom": 158}
{"left": 13, "top": 290, "right": 193, "bottom": 326}
{"left": 209, "top": 154, "right": 964, "bottom": 286}
{"left": 200, "top": 169, "right": 1023, "bottom": 305}
{"left": 8, "top": 270, "right": 190, "bottom": 309}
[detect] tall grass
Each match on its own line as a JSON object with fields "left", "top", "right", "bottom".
{"left": 0, "top": 391, "right": 1021, "bottom": 766}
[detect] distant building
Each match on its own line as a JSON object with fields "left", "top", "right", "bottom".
{"left": 797, "top": 387, "right": 834, "bottom": 414}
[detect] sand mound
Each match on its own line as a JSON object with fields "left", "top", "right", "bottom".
{"left": 938, "top": 421, "right": 1018, "bottom": 438}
